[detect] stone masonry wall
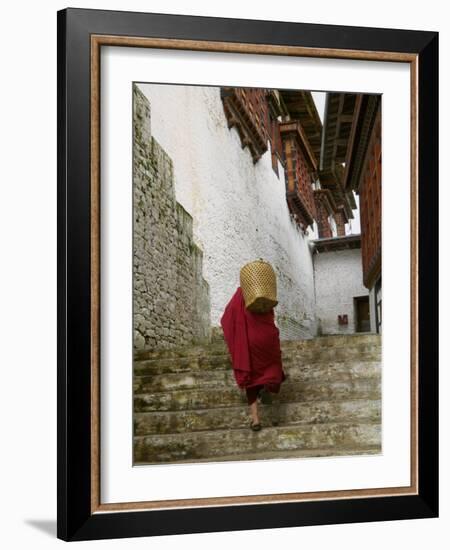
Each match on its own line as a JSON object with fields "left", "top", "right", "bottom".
{"left": 133, "top": 85, "right": 211, "bottom": 352}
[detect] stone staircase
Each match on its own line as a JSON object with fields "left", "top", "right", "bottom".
{"left": 133, "top": 333, "right": 381, "bottom": 464}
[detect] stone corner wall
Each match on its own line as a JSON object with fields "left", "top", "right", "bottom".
{"left": 133, "top": 85, "right": 211, "bottom": 352}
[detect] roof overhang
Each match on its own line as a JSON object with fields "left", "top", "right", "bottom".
{"left": 312, "top": 233, "right": 361, "bottom": 253}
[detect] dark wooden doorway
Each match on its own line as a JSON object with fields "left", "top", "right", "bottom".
{"left": 354, "top": 296, "right": 370, "bottom": 332}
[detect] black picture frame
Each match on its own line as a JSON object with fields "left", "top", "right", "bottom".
{"left": 57, "top": 7, "right": 438, "bottom": 541}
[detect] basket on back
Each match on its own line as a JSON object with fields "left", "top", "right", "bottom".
{"left": 239, "top": 259, "right": 278, "bottom": 313}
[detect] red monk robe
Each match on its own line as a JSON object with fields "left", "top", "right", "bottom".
{"left": 220, "top": 286, "right": 286, "bottom": 391}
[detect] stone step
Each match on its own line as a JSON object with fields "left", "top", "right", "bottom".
{"left": 282, "top": 345, "right": 381, "bottom": 362}
{"left": 133, "top": 420, "right": 381, "bottom": 463}
{"left": 134, "top": 353, "right": 232, "bottom": 376}
{"left": 134, "top": 445, "right": 382, "bottom": 465}
{"left": 134, "top": 349, "right": 381, "bottom": 376}
{"left": 134, "top": 398, "right": 381, "bottom": 435}
{"left": 134, "top": 378, "right": 381, "bottom": 412}
{"left": 134, "top": 334, "right": 381, "bottom": 361}
{"left": 282, "top": 334, "right": 381, "bottom": 350}
{"left": 134, "top": 360, "right": 381, "bottom": 394}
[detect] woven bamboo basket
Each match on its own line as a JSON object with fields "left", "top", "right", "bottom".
{"left": 239, "top": 259, "right": 278, "bottom": 313}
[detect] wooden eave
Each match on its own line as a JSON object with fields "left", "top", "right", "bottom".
{"left": 312, "top": 233, "right": 362, "bottom": 253}
{"left": 321, "top": 92, "right": 360, "bottom": 173}
{"left": 279, "top": 120, "right": 318, "bottom": 172}
{"left": 342, "top": 94, "right": 381, "bottom": 193}
{"left": 280, "top": 90, "right": 322, "bottom": 162}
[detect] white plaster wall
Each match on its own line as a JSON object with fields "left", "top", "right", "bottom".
{"left": 329, "top": 214, "right": 337, "bottom": 237}
{"left": 346, "top": 193, "right": 361, "bottom": 235}
{"left": 313, "top": 248, "right": 369, "bottom": 335}
{"left": 309, "top": 220, "right": 320, "bottom": 240}
{"left": 137, "top": 83, "right": 317, "bottom": 339}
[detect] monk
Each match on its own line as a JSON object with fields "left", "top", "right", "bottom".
{"left": 220, "top": 286, "right": 286, "bottom": 431}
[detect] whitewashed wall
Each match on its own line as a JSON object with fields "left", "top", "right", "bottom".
{"left": 313, "top": 248, "right": 369, "bottom": 334}
{"left": 138, "top": 83, "right": 318, "bottom": 339}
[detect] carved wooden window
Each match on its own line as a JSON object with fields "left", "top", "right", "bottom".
{"left": 313, "top": 189, "right": 335, "bottom": 238}
{"left": 280, "top": 121, "right": 317, "bottom": 230}
{"left": 221, "top": 87, "right": 269, "bottom": 163}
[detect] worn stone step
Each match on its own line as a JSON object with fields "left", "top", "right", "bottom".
{"left": 133, "top": 421, "right": 381, "bottom": 463}
{"left": 134, "top": 378, "right": 381, "bottom": 412}
{"left": 134, "top": 334, "right": 381, "bottom": 361}
{"left": 134, "top": 353, "right": 232, "bottom": 376}
{"left": 134, "top": 349, "right": 381, "bottom": 377}
{"left": 134, "top": 398, "right": 381, "bottom": 435}
{"left": 135, "top": 342, "right": 228, "bottom": 361}
{"left": 282, "top": 345, "right": 381, "bottom": 362}
{"left": 134, "top": 360, "right": 381, "bottom": 394}
{"left": 134, "top": 445, "right": 382, "bottom": 465}
{"left": 282, "top": 334, "right": 381, "bottom": 350}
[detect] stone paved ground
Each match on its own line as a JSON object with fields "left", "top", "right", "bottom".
{"left": 133, "top": 333, "right": 381, "bottom": 464}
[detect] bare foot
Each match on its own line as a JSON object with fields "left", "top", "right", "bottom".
{"left": 249, "top": 401, "right": 261, "bottom": 429}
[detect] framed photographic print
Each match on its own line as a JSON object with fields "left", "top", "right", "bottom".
{"left": 57, "top": 7, "right": 439, "bottom": 541}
